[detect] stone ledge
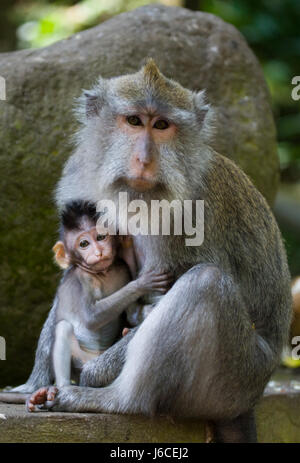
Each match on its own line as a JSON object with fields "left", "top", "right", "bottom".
{"left": 0, "top": 404, "right": 205, "bottom": 443}
{"left": 1, "top": 380, "right": 300, "bottom": 443}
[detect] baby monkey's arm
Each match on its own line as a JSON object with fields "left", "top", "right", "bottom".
{"left": 84, "top": 269, "right": 173, "bottom": 330}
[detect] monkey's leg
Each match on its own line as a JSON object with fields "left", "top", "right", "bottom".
{"left": 80, "top": 327, "right": 137, "bottom": 387}
{"left": 211, "top": 409, "right": 257, "bottom": 443}
{"left": 28, "top": 264, "right": 272, "bottom": 444}
{"left": 53, "top": 320, "right": 73, "bottom": 387}
{"left": 9, "top": 300, "right": 57, "bottom": 393}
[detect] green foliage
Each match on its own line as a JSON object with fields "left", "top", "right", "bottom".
{"left": 201, "top": 0, "right": 300, "bottom": 275}
{"left": 201, "top": 0, "right": 300, "bottom": 176}
{"left": 12, "top": 0, "right": 157, "bottom": 49}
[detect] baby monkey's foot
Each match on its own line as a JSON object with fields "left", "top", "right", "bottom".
{"left": 26, "top": 386, "right": 58, "bottom": 412}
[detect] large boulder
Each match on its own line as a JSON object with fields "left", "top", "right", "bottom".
{"left": 0, "top": 4, "right": 278, "bottom": 386}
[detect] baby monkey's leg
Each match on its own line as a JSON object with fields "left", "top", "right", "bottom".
{"left": 70, "top": 335, "right": 100, "bottom": 365}
{"left": 53, "top": 320, "right": 74, "bottom": 388}
{"left": 28, "top": 321, "right": 74, "bottom": 409}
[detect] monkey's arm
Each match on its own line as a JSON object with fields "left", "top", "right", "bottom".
{"left": 85, "top": 270, "right": 171, "bottom": 330}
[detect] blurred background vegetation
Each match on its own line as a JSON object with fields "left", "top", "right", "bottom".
{"left": 0, "top": 0, "right": 299, "bottom": 275}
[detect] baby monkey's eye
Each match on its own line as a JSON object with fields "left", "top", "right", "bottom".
{"left": 127, "top": 115, "right": 142, "bottom": 126}
{"left": 153, "top": 119, "right": 169, "bottom": 130}
{"left": 79, "top": 240, "right": 90, "bottom": 248}
{"left": 97, "top": 234, "right": 107, "bottom": 241}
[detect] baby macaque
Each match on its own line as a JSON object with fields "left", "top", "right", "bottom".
{"left": 49, "top": 200, "right": 172, "bottom": 388}
{"left": 0, "top": 201, "right": 171, "bottom": 405}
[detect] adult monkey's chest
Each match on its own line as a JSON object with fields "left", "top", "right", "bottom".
{"left": 132, "top": 234, "right": 192, "bottom": 278}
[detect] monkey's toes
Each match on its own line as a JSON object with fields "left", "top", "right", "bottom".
{"left": 122, "top": 327, "right": 131, "bottom": 336}
{"left": 26, "top": 386, "right": 58, "bottom": 412}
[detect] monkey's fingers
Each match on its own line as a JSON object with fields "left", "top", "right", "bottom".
{"left": 153, "top": 285, "right": 173, "bottom": 293}
{"left": 152, "top": 278, "right": 174, "bottom": 287}
{"left": 43, "top": 386, "right": 59, "bottom": 410}
{"left": 151, "top": 274, "right": 173, "bottom": 282}
{"left": 122, "top": 327, "right": 131, "bottom": 337}
{"left": 47, "top": 386, "right": 58, "bottom": 402}
{"left": 26, "top": 386, "right": 58, "bottom": 412}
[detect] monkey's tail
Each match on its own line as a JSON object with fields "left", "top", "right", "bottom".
{"left": 0, "top": 392, "right": 29, "bottom": 404}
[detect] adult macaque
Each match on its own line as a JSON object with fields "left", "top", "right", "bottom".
{"left": 7, "top": 60, "right": 291, "bottom": 442}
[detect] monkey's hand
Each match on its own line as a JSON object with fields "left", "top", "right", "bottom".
{"left": 136, "top": 270, "right": 173, "bottom": 294}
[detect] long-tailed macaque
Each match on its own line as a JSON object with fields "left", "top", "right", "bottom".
{"left": 5, "top": 60, "right": 291, "bottom": 442}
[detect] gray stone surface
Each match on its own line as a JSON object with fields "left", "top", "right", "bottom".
{"left": 0, "top": 403, "right": 206, "bottom": 443}
{"left": 0, "top": 381, "right": 299, "bottom": 443}
{"left": 0, "top": 4, "right": 278, "bottom": 386}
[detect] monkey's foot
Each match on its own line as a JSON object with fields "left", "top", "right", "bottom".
{"left": 10, "top": 383, "right": 37, "bottom": 394}
{"left": 26, "top": 386, "right": 89, "bottom": 412}
{"left": 26, "top": 386, "right": 59, "bottom": 412}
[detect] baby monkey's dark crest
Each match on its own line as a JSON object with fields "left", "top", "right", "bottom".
{"left": 60, "top": 200, "right": 99, "bottom": 233}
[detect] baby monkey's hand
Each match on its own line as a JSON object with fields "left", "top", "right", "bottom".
{"left": 137, "top": 270, "right": 173, "bottom": 294}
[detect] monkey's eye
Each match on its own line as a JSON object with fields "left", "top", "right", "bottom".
{"left": 79, "top": 240, "right": 90, "bottom": 248}
{"left": 126, "top": 115, "right": 142, "bottom": 126}
{"left": 153, "top": 119, "right": 169, "bottom": 130}
{"left": 97, "top": 234, "right": 107, "bottom": 241}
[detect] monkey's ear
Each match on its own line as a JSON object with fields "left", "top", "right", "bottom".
{"left": 84, "top": 91, "right": 100, "bottom": 119}
{"left": 193, "top": 90, "right": 216, "bottom": 143}
{"left": 193, "top": 90, "right": 211, "bottom": 124}
{"left": 83, "top": 78, "right": 107, "bottom": 119}
{"left": 52, "top": 241, "right": 70, "bottom": 269}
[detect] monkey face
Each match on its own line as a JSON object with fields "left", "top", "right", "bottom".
{"left": 74, "top": 227, "right": 116, "bottom": 272}
{"left": 57, "top": 60, "right": 214, "bottom": 207}
{"left": 115, "top": 112, "right": 177, "bottom": 192}
{"left": 54, "top": 215, "right": 117, "bottom": 273}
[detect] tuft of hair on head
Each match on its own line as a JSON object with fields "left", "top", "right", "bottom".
{"left": 139, "top": 58, "right": 193, "bottom": 110}
{"left": 142, "top": 58, "right": 165, "bottom": 87}
{"left": 61, "top": 200, "right": 99, "bottom": 232}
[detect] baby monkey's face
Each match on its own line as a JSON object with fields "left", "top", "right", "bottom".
{"left": 74, "top": 227, "right": 116, "bottom": 272}
{"left": 53, "top": 214, "right": 117, "bottom": 273}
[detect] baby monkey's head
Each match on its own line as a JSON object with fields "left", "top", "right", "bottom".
{"left": 53, "top": 200, "right": 117, "bottom": 274}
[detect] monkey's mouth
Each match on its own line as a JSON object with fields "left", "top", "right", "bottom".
{"left": 93, "top": 258, "right": 113, "bottom": 271}
{"left": 126, "top": 176, "right": 157, "bottom": 192}
{"left": 80, "top": 257, "right": 113, "bottom": 274}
